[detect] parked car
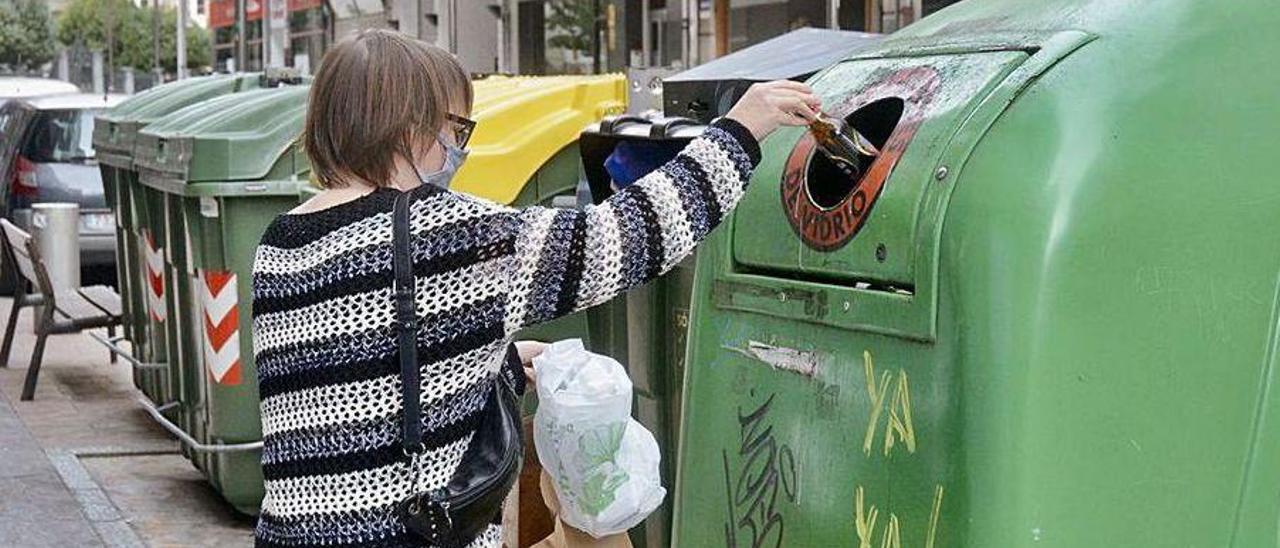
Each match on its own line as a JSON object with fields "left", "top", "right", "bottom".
{"left": 0, "top": 76, "right": 78, "bottom": 102}
{"left": 0, "top": 93, "right": 127, "bottom": 288}
{"left": 0, "top": 77, "right": 79, "bottom": 142}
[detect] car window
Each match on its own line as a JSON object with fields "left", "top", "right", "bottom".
{"left": 0, "top": 102, "right": 15, "bottom": 139}
{"left": 22, "top": 108, "right": 101, "bottom": 163}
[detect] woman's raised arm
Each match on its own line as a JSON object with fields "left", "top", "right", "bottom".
{"left": 501, "top": 80, "right": 821, "bottom": 333}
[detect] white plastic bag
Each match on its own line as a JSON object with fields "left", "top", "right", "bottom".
{"left": 533, "top": 339, "right": 666, "bottom": 538}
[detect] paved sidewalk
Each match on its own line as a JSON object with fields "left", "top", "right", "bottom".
{"left": 0, "top": 299, "right": 254, "bottom": 546}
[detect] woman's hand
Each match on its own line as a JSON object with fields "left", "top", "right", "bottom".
{"left": 514, "top": 340, "right": 548, "bottom": 384}
{"left": 725, "top": 80, "right": 823, "bottom": 141}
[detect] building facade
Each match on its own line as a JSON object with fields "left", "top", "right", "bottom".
{"left": 209, "top": 0, "right": 964, "bottom": 77}
{"left": 209, "top": 0, "right": 329, "bottom": 73}
{"left": 504, "top": 0, "right": 965, "bottom": 76}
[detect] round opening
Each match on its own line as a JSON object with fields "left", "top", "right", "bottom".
{"left": 805, "top": 150, "right": 861, "bottom": 209}
{"left": 803, "top": 97, "right": 906, "bottom": 210}
{"left": 848, "top": 97, "right": 906, "bottom": 150}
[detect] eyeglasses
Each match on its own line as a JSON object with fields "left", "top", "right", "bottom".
{"left": 447, "top": 113, "right": 476, "bottom": 149}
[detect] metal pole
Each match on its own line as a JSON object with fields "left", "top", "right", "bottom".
{"left": 507, "top": 0, "right": 519, "bottom": 73}
{"left": 592, "top": 0, "right": 601, "bottom": 73}
{"left": 714, "top": 0, "right": 728, "bottom": 57}
{"left": 680, "top": 0, "right": 688, "bottom": 68}
{"left": 30, "top": 203, "right": 80, "bottom": 330}
{"left": 105, "top": 2, "right": 114, "bottom": 91}
{"left": 685, "top": 0, "right": 699, "bottom": 66}
{"left": 452, "top": 0, "right": 459, "bottom": 53}
{"left": 91, "top": 51, "right": 104, "bottom": 95}
{"left": 263, "top": 0, "right": 287, "bottom": 68}
{"left": 262, "top": 0, "right": 270, "bottom": 68}
{"left": 640, "top": 0, "right": 649, "bottom": 67}
{"left": 177, "top": 0, "right": 188, "bottom": 79}
{"left": 152, "top": 0, "right": 161, "bottom": 75}
{"left": 136, "top": 398, "right": 263, "bottom": 453}
{"left": 494, "top": 4, "right": 504, "bottom": 73}
{"left": 237, "top": 0, "right": 247, "bottom": 71}
{"left": 445, "top": 0, "right": 457, "bottom": 53}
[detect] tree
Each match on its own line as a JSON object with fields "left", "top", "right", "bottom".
{"left": 56, "top": 0, "right": 211, "bottom": 72}
{"left": 546, "top": 0, "right": 596, "bottom": 63}
{"left": 0, "top": 0, "right": 57, "bottom": 71}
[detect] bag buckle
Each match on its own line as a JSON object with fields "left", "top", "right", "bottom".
{"left": 401, "top": 442, "right": 425, "bottom": 457}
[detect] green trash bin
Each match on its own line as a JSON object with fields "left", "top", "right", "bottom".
{"left": 674, "top": 0, "right": 1280, "bottom": 546}
{"left": 93, "top": 73, "right": 280, "bottom": 410}
{"left": 134, "top": 84, "right": 311, "bottom": 514}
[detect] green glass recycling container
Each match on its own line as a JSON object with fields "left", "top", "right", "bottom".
{"left": 673, "top": 1, "right": 1280, "bottom": 546}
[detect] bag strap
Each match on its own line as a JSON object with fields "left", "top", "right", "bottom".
{"left": 393, "top": 191, "right": 424, "bottom": 454}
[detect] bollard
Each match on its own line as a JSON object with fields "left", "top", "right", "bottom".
{"left": 30, "top": 203, "right": 80, "bottom": 330}
{"left": 92, "top": 51, "right": 104, "bottom": 95}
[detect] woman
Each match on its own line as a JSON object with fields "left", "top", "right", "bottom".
{"left": 251, "top": 29, "right": 820, "bottom": 548}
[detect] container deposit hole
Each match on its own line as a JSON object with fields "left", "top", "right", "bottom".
{"left": 805, "top": 97, "right": 906, "bottom": 210}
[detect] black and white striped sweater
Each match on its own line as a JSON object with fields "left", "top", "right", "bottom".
{"left": 250, "top": 118, "right": 760, "bottom": 547}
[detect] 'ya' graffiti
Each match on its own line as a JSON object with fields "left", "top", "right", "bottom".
{"left": 855, "top": 484, "right": 944, "bottom": 548}
{"left": 723, "top": 391, "right": 798, "bottom": 548}
{"left": 863, "top": 350, "right": 916, "bottom": 456}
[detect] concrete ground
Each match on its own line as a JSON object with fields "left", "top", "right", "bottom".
{"left": 0, "top": 299, "right": 254, "bottom": 547}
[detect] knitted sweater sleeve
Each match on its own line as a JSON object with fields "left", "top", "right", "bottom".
{"left": 503, "top": 117, "right": 761, "bottom": 333}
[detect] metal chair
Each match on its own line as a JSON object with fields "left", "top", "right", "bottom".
{"left": 0, "top": 219, "right": 122, "bottom": 400}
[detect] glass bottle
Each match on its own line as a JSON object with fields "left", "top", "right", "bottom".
{"left": 809, "top": 113, "right": 880, "bottom": 179}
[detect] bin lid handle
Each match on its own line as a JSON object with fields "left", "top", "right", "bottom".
{"left": 599, "top": 115, "right": 652, "bottom": 134}
{"left": 650, "top": 117, "right": 701, "bottom": 139}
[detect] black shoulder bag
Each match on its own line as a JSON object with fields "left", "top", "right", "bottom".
{"left": 390, "top": 191, "right": 524, "bottom": 546}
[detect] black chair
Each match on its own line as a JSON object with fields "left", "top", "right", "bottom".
{"left": 0, "top": 219, "right": 123, "bottom": 400}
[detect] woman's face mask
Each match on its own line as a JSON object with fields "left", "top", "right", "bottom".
{"left": 418, "top": 132, "right": 469, "bottom": 189}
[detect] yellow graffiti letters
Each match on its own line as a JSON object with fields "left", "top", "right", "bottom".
{"left": 862, "top": 351, "right": 917, "bottom": 456}
{"left": 854, "top": 484, "right": 945, "bottom": 548}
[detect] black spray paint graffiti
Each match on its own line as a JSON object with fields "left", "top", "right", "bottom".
{"left": 723, "top": 392, "right": 799, "bottom": 548}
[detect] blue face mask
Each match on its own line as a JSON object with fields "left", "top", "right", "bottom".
{"left": 418, "top": 133, "right": 469, "bottom": 189}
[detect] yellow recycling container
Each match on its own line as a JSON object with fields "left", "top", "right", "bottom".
{"left": 455, "top": 75, "right": 626, "bottom": 206}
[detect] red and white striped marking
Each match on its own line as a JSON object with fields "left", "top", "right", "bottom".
{"left": 200, "top": 270, "right": 241, "bottom": 385}
{"left": 142, "top": 230, "right": 166, "bottom": 322}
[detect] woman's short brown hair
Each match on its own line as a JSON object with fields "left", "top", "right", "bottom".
{"left": 303, "top": 29, "right": 474, "bottom": 189}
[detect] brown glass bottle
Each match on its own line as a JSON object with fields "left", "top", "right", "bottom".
{"left": 810, "top": 113, "right": 880, "bottom": 179}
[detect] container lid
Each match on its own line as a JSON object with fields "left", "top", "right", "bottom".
{"left": 92, "top": 73, "right": 264, "bottom": 167}
{"left": 665, "top": 28, "right": 881, "bottom": 83}
{"left": 452, "top": 74, "right": 627, "bottom": 204}
{"left": 133, "top": 74, "right": 626, "bottom": 203}
{"left": 135, "top": 85, "right": 310, "bottom": 185}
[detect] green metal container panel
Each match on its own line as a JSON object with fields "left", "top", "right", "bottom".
{"left": 133, "top": 180, "right": 175, "bottom": 409}
{"left": 97, "top": 166, "right": 148, "bottom": 390}
{"left": 674, "top": 1, "right": 1280, "bottom": 546}
{"left": 622, "top": 260, "right": 695, "bottom": 548}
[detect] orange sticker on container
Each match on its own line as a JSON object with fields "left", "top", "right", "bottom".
{"left": 781, "top": 66, "right": 940, "bottom": 252}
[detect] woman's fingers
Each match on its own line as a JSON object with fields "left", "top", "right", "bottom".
{"left": 777, "top": 96, "right": 818, "bottom": 125}
{"left": 725, "top": 80, "right": 824, "bottom": 139}
{"left": 514, "top": 340, "right": 548, "bottom": 365}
